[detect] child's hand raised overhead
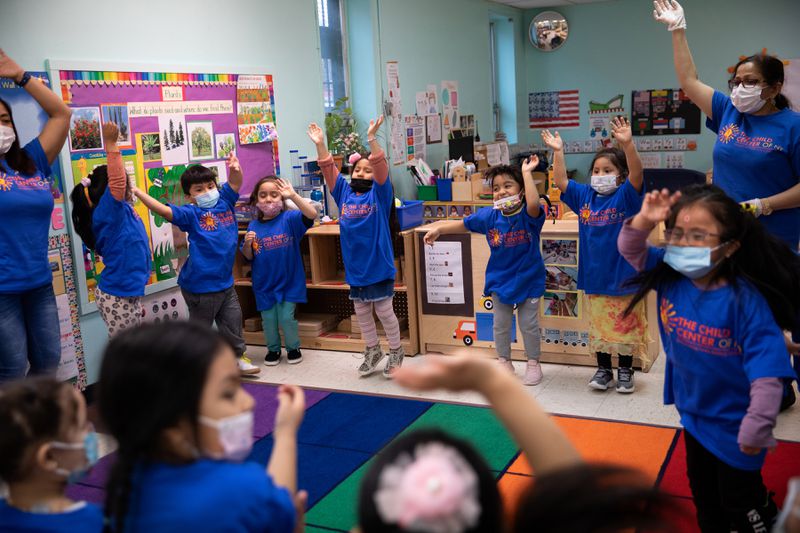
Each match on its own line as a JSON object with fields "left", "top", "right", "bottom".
{"left": 610, "top": 116, "right": 632, "bottom": 146}
{"left": 307, "top": 123, "right": 325, "bottom": 145}
{"left": 102, "top": 122, "right": 120, "bottom": 145}
{"left": 0, "top": 49, "right": 24, "bottom": 80}
{"left": 521, "top": 154, "right": 540, "bottom": 174}
{"left": 541, "top": 129, "right": 563, "bottom": 151}
{"left": 653, "top": 0, "right": 686, "bottom": 31}
{"left": 639, "top": 188, "right": 681, "bottom": 225}
{"left": 274, "top": 384, "right": 305, "bottom": 436}
{"left": 367, "top": 114, "right": 384, "bottom": 140}
{"left": 275, "top": 178, "right": 297, "bottom": 199}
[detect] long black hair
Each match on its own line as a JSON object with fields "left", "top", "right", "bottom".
{"left": 69, "top": 165, "right": 109, "bottom": 250}
{"left": 625, "top": 184, "right": 800, "bottom": 329}
{"left": 98, "top": 321, "right": 233, "bottom": 532}
{"left": 0, "top": 96, "right": 36, "bottom": 175}
{"left": 732, "top": 53, "right": 792, "bottom": 110}
{"left": 358, "top": 429, "right": 502, "bottom": 533}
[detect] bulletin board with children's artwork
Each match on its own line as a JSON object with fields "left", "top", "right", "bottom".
{"left": 631, "top": 88, "right": 701, "bottom": 136}
{"left": 47, "top": 61, "right": 280, "bottom": 314}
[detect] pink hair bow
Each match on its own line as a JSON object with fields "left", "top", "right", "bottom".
{"left": 348, "top": 152, "right": 362, "bottom": 166}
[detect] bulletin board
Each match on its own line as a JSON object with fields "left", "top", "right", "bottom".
{"left": 631, "top": 88, "right": 701, "bottom": 135}
{"left": 47, "top": 61, "right": 280, "bottom": 314}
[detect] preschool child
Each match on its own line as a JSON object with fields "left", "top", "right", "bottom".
{"left": 133, "top": 153, "right": 259, "bottom": 376}
{"left": 619, "top": 185, "right": 800, "bottom": 532}
{"left": 308, "top": 116, "right": 406, "bottom": 379}
{"left": 0, "top": 377, "right": 103, "bottom": 532}
{"left": 69, "top": 122, "right": 151, "bottom": 336}
{"left": 541, "top": 117, "right": 646, "bottom": 393}
{"left": 98, "top": 321, "right": 305, "bottom": 532}
{"left": 424, "top": 159, "right": 547, "bottom": 385}
{"left": 242, "top": 176, "right": 316, "bottom": 365}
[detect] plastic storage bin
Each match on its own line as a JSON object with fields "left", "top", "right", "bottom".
{"left": 417, "top": 185, "right": 437, "bottom": 201}
{"left": 397, "top": 200, "right": 424, "bottom": 230}
{"left": 436, "top": 178, "right": 453, "bottom": 201}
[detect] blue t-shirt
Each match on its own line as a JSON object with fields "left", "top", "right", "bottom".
{"left": 125, "top": 459, "right": 295, "bottom": 533}
{"left": 560, "top": 179, "right": 643, "bottom": 295}
{"left": 707, "top": 90, "right": 800, "bottom": 248}
{"left": 170, "top": 183, "right": 239, "bottom": 294}
{"left": 0, "top": 499, "right": 103, "bottom": 532}
{"left": 0, "top": 139, "right": 55, "bottom": 293}
{"left": 93, "top": 188, "right": 152, "bottom": 297}
{"left": 647, "top": 248, "right": 795, "bottom": 469}
{"left": 332, "top": 175, "right": 395, "bottom": 287}
{"left": 245, "top": 210, "right": 313, "bottom": 311}
{"left": 463, "top": 206, "right": 546, "bottom": 305}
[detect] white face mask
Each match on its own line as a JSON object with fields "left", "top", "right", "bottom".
{"left": 199, "top": 411, "right": 254, "bottom": 461}
{"left": 590, "top": 174, "right": 619, "bottom": 195}
{"left": 0, "top": 125, "right": 16, "bottom": 155}
{"left": 731, "top": 84, "right": 767, "bottom": 114}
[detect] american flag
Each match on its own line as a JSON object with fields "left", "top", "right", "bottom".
{"left": 528, "top": 90, "right": 580, "bottom": 129}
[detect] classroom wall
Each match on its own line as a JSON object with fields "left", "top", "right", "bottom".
{"left": 522, "top": 0, "right": 800, "bottom": 180}
{"left": 0, "top": 0, "right": 327, "bottom": 384}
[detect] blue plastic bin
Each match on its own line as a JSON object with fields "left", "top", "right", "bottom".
{"left": 476, "top": 312, "right": 516, "bottom": 342}
{"left": 436, "top": 178, "right": 453, "bottom": 201}
{"left": 397, "top": 200, "right": 424, "bottom": 230}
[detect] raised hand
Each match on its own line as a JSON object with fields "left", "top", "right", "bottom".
{"left": 640, "top": 188, "right": 681, "bottom": 225}
{"left": 521, "top": 155, "right": 540, "bottom": 174}
{"left": 367, "top": 114, "right": 384, "bottom": 139}
{"left": 102, "top": 122, "right": 120, "bottom": 145}
{"left": 610, "top": 116, "right": 632, "bottom": 145}
{"left": 0, "top": 49, "right": 24, "bottom": 81}
{"left": 307, "top": 123, "right": 325, "bottom": 145}
{"left": 541, "top": 129, "right": 563, "bottom": 152}
{"left": 274, "top": 384, "right": 305, "bottom": 435}
{"left": 275, "top": 178, "right": 296, "bottom": 199}
{"left": 653, "top": 0, "right": 686, "bottom": 31}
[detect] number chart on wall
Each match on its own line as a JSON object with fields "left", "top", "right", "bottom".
{"left": 48, "top": 62, "right": 279, "bottom": 313}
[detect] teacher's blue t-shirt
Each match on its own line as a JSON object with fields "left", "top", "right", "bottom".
{"left": 245, "top": 210, "right": 313, "bottom": 311}
{"left": 170, "top": 182, "right": 239, "bottom": 294}
{"left": 647, "top": 247, "right": 795, "bottom": 469}
{"left": 463, "top": 205, "right": 546, "bottom": 305}
{"left": 560, "top": 179, "right": 643, "bottom": 295}
{"left": 125, "top": 459, "right": 295, "bottom": 533}
{"left": 0, "top": 139, "right": 55, "bottom": 293}
{"left": 332, "top": 175, "right": 395, "bottom": 287}
{"left": 93, "top": 188, "right": 152, "bottom": 297}
{"left": 707, "top": 90, "right": 800, "bottom": 248}
{"left": 0, "top": 499, "right": 103, "bottom": 532}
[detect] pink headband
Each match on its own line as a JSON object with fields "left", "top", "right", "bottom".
{"left": 349, "top": 153, "right": 362, "bottom": 165}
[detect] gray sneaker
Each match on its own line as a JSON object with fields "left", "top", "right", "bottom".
{"left": 589, "top": 368, "right": 614, "bottom": 390}
{"left": 358, "top": 345, "right": 385, "bottom": 376}
{"left": 616, "top": 367, "right": 635, "bottom": 393}
{"left": 383, "top": 346, "right": 405, "bottom": 379}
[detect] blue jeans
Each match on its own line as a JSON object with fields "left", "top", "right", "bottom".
{"left": 0, "top": 283, "right": 61, "bottom": 382}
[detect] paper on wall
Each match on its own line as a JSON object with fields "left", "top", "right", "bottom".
{"left": 424, "top": 241, "right": 465, "bottom": 305}
{"left": 640, "top": 152, "right": 662, "bottom": 169}
{"left": 425, "top": 114, "right": 442, "bottom": 144}
{"left": 157, "top": 114, "right": 189, "bottom": 166}
{"left": 55, "top": 294, "right": 78, "bottom": 381}
{"left": 415, "top": 92, "right": 428, "bottom": 117}
{"left": 441, "top": 80, "right": 459, "bottom": 136}
{"left": 498, "top": 142, "right": 510, "bottom": 165}
{"left": 664, "top": 152, "right": 684, "bottom": 169}
{"left": 425, "top": 84, "right": 439, "bottom": 114}
{"left": 404, "top": 115, "right": 426, "bottom": 163}
{"left": 391, "top": 118, "right": 405, "bottom": 166}
{"left": 485, "top": 143, "right": 502, "bottom": 166}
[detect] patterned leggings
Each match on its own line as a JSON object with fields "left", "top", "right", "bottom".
{"left": 95, "top": 287, "right": 143, "bottom": 337}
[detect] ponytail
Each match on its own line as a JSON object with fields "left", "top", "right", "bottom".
{"left": 69, "top": 165, "right": 109, "bottom": 250}
{"left": 774, "top": 93, "right": 791, "bottom": 111}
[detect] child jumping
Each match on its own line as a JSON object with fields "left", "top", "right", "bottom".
{"left": 424, "top": 159, "right": 547, "bottom": 385}
{"left": 308, "top": 116, "right": 405, "bottom": 379}
{"left": 242, "top": 176, "right": 317, "bottom": 366}
{"left": 69, "top": 122, "right": 151, "bottom": 336}
{"left": 134, "top": 154, "right": 259, "bottom": 376}
{"left": 542, "top": 117, "right": 646, "bottom": 393}
{"left": 619, "top": 184, "right": 799, "bottom": 532}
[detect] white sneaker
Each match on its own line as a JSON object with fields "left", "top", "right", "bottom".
{"left": 497, "top": 358, "right": 515, "bottom": 374}
{"left": 238, "top": 355, "right": 261, "bottom": 376}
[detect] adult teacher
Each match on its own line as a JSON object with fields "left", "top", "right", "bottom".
{"left": 0, "top": 49, "right": 72, "bottom": 381}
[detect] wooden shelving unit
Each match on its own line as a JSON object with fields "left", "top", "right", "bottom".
{"left": 234, "top": 224, "right": 420, "bottom": 355}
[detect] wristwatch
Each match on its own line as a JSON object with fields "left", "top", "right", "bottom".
{"left": 15, "top": 71, "right": 31, "bottom": 87}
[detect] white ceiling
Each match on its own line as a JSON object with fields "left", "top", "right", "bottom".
{"left": 492, "top": 0, "right": 612, "bottom": 8}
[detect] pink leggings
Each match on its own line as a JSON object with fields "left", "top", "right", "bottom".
{"left": 353, "top": 297, "right": 401, "bottom": 350}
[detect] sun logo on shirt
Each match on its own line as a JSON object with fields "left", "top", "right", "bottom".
{"left": 252, "top": 239, "right": 261, "bottom": 255}
{"left": 579, "top": 204, "right": 592, "bottom": 223}
{"left": 659, "top": 297, "right": 677, "bottom": 334}
{"left": 199, "top": 212, "right": 218, "bottom": 231}
{"left": 718, "top": 124, "right": 740, "bottom": 144}
{"left": 488, "top": 229, "right": 503, "bottom": 248}
{"left": 0, "top": 176, "right": 12, "bottom": 192}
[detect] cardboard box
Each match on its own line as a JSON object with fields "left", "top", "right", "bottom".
{"left": 452, "top": 181, "right": 472, "bottom": 202}
{"left": 244, "top": 316, "right": 262, "bottom": 332}
{"left": 471, "top": 173, "right": 492, "bottom": 201}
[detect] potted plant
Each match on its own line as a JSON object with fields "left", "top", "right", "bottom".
{"left": 325, "top": 97, "right": 365, "bottom": 168}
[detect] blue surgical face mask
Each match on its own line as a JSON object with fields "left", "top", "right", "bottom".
{"left": 664, "top": 243, "right": 727, "bottom": 279}
{"left": 195, "top": 188, "right": 220, "bottom": 209}
{"left": 50, "top": 430, "right": 99, "bottom": 484}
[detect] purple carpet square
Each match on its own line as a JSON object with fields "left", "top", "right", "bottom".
{"left": 66, "top": 483, "right": 106, "bottom": 505}
{"left": 244, "top": 383, "right": 329, "bottom": 438}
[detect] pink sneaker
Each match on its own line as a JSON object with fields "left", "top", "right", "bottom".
{"left": 523, "top": 360, "right": 543, "bottom": 386}
{"left": 497, "top": 358, "right": 515, "bottom": 374}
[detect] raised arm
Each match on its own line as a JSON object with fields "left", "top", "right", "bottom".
{"left": 276, "top": 178, "right": 317, "bottom": 220}
{"left": 653, "top": 1, "right": 714, "bottom": 117}
{"left": 541, "top": 130, "right": 568, "bottom": 192}
{"left": 395, "top": 356, "right": 582, "bottom": 476}
{"left": 0, "top": 49, "right": 71, "bottom": 164}
{"left": 366, "top": 115, "right": 389, "bottom": 185}
{"left": 133, "top": 186, "right": 173, "bottom": 222}
{"left": 226, "top": 152, "right": 243, "bottom": 193}
{"left": 102, "top": 123, "right": 126, "bottom": 201}
{"left": 267, "top": 385, "right": 305, "bottom": 493}
{"left": 423, "top": 220, "right": 468, "bottom": 246}
{"left": 308, "top": 123, "right": 338, "bottom": 191}
{"left": 610, "top": 117, "right": 643, "bottom": 193}
{"left": 521, "top": 155, "right": 542, "bottom": 218}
